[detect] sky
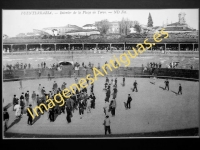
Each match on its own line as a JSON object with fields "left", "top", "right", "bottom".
{"left": 3, "top": 9, "right": 199, "bottom": 37}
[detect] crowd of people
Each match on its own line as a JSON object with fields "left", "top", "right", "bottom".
{"left": 9, "top": 76, "right": 97, "bottom": 125}
{"left": 147, "top": 62, "right": 162, "bottom": 69}
{"left": 3, "top": 72, "right": 184, "bottom": 135}
{"left": 3, "top": 61, "right": 64, "bottom": 71}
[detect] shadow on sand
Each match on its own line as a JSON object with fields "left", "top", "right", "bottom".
{"left": 171, "top": 90, "right": 178, "bottom": 95}
{"left": 7, "top": 117, "right": 22, "bottom": 130}
{"left": 121, "top": 83, "right": 125, "bottom": 87}
{"left": 159, "top": 86, "right": 165, "bottom": 90}
{"left": 32, "top": 114, "right": 41, "bottom": 125}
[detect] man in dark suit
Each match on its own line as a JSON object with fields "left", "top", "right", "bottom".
{"left": 79, "top": 99, "right": 85, "bottom": 119}
{"left": 133, "top": 80, "right": 138, "bottom": 92}
{"left": 20, "top": 93, "right": 25, "bottom": 114}
{"left": 106, "top": 87, "right": 111, "bottom": 102}
{"left": 13, "top": 95, "right": 18, "bottom": 111}
{"left": 27, "top": 104, "right": 33, "bottom": 125}
{"left": 164, "top": 79, "right": 169, "bottom": 91}
{"left": 25, "top": 91, "right": 29, "bottom": 106}
{"left": 123, "top": 76, "right": 125, "bottom": 85}
{"left": 127, "top": 94, "right": 132, "bottom": 109}
{"left": 177, "top": 83, "right": 182, "bottom": 95}
{"left": 49, "top": 106, "right": 55, "bottom": 122}
{"left": 114, "top": 78, "right": 117, "bottom": 86}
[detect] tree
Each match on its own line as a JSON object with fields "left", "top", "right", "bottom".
{"left": 147, "top": 13, "right": 153, "bottom": 27}
{"left": 133, "top": 21, "right": 142, "bottom": 33}
{"left": 119, "top": 18, "right": 132, "bottom": 35}
{"left": 95, "top": 20, "right": 110, "bottom": 35}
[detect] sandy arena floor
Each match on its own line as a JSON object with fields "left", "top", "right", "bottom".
{"left": 3, "top": 77, "right": 199, "bottom": 136}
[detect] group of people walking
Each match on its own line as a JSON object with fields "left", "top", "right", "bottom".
{"left": 6, "top": 74, "right": 183, "bottom": 135}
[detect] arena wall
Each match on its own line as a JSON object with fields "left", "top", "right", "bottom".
{"left": 3, "top": 67, "right": 199, "bottom": 81}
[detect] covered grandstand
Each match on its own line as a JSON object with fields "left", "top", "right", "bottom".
{"left": 3, "top": 31, "right": 199, "bottom": 54}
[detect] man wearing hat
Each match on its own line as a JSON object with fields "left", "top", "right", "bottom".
{"left": 164, "top": 79, "right": 169, "bottom": 91}
{"left": 133, "top": 80, "right": 138, "bottom": 92}
{"left": 20, "top": 92, "right": 24, "bottom": 101}
{"left": 25, "top": 91, "right": 30, "bottom": 106}
{"left": 27, "top": 104, "right": 33, "bottom": 125}
{"left": 106, "top": 87, "right": 111, "bottom": 102}
{"left": 49, "top": 91, "right": 53, "bottom": 99}
{"left": 122, "top": 76, "right": 125, "bottom": 86}
{"left": 12, "top": 95, "right": 18, "bottom": 111}
{"left": 177, "top": 83, "right": 182, "bottom": 95}
{"left": 103, "top": 115, "right": 111, "bottom": 135}
{"left": 19, "top": 93, "right": 25, "bottom": 114}
{"left": 126, "top": 94, "right": 132, "bottom": 109}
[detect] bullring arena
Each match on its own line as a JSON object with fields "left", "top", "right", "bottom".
{"left": 3, "top": 49, "right": 199, "bottom": 138}
{"left": 2, "top": 9, "right": 199, "bottom": 138}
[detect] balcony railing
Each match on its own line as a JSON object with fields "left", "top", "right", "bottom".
{"left": 2, "top": 50, "right": 199, "bottom": 56}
